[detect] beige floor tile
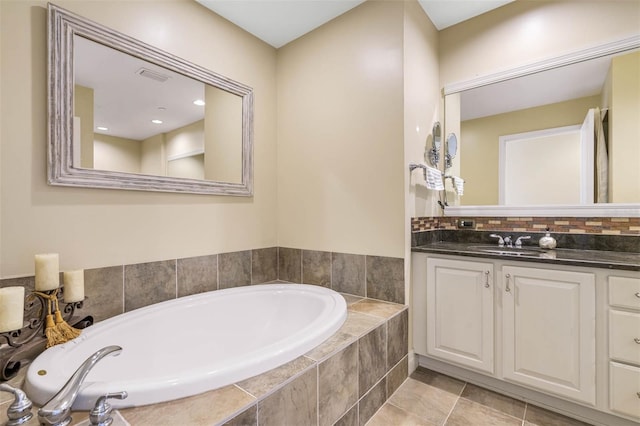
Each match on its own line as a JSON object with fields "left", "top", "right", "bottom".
{"left": 388, "top": 378, "right": 459, "bottom": 425}
{"left": 366, "top": 403, "right": 433, "bottom": 426}
{"left": 461, "top": 383, "right": 526, "bottom": 420}
{"left": 525, "top": 404, "right": 593, "bottom": 426}
{"left": 411, "top": 368, "right": 466, "bottom": 396}
{"left": 446, "top": 398, "right": 522, "bottom": 426}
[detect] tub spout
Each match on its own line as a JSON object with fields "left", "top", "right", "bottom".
{"left": 37, "top": 345, "right": 122, "bottom": 426}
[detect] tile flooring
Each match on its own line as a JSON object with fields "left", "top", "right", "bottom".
{"left": 366, "top": 367, "right": 592, "bottom": 426}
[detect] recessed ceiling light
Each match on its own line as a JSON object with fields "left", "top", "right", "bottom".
{"left": 193, "top": 99, "right": 205, "bottom": 106}
{"left": 151, "top": 119, "right": 163, "bottom": 124}
{"left": 96, "top": 126, "right": 108, "bottom": 131}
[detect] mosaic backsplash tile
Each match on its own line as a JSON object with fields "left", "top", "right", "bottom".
{"left": 411, "top": 216, "right": 640, "bottom": 236}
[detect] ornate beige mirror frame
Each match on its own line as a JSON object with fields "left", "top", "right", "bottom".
{"left": 47, "top": 3, "right": 254, "bottom": 196}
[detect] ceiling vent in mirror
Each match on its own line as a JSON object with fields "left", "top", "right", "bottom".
{"left": 136, "top": 67, "right": 169, "bottom": 83}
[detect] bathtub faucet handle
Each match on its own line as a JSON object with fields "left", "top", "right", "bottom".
{"left": 90, "top": 391, "right": 128, "bottom": 426}
{"left": 38, "top": 345, "right": 122, "bottom": 426}
{"left": 0, "top": 383, "right": 34, "bottom": 426}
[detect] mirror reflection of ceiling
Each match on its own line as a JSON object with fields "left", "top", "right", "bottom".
{"left": 460, "top": 56, "right": 612, "bottom": 121}
{"left": 196, "top": 0, "right": 514, "bottom": 47}
{"left": 74, "top": 35, "right": 205, "bottom": 141}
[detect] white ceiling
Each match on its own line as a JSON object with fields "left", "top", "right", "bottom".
{"left": 196, "top": 0, "right": 516, "bottom": 48}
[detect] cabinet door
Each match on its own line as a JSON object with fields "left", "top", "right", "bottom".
{"left": 427, "top": 258, "right": 494, "bottom": 373}
{"left": 502, "top": 266, "right": 596, "bottom": 405}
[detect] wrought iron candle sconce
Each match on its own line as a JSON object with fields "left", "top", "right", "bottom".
{"left": 0, "top": 288, "right": 92, "bottom": 381}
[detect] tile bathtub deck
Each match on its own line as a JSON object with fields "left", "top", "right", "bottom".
{"left": 1, "top": 293, "right": 407, "bottom": 426}
{"left": 366, "top": 367, "right": 593, "bottom": 426}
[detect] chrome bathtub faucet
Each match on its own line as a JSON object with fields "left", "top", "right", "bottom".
{"left": 37, "top": 345, "right": 122, "bottom": 426}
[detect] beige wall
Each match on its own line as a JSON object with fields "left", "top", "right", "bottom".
{"left": 610, "top": 51, "right": 640, "bottom": 203}
{"left": 204, "top": 86, "right": 243, "bottom": 183}
{"left": 93, "top": 134, "right": 142, "bottom": 174}
{"left": 0, "top": 0, "right": 278, "bottom": 277}
{"left": 439, "top": 0, "right": 640, "bottom": 86}
{"left": 165, "top": 120, "right": 204, "bottom": 160}
{"left": 141, "top": 133, "right": 166, "bottom": 176}
{"left": 460, "top": 96, "right": 599, "bottom": 205}
{"left": 276, "top": 0, "right": 407, "bottom": 258}
{"left": 73, "top": 85, "right": 94, "bottom": 168}
{"left": 404, "top": 0, "right": 441, "bottom": 221}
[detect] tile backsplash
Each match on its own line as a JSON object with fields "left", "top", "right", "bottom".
{"left": 411, "top": 216, "right": 640, "bottom": 235}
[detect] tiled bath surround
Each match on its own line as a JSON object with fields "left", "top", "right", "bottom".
{"left": 0, "top": 297, "right": 408, "bottom": 426}
{"left": 0, "top": 247, "right": 404, "bottom": 322}
{"left": 1, "top": 247, "right": 406, "bottom": 425}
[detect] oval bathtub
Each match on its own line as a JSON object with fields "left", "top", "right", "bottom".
{"left": 24, "top": 284, "right": 347, "bottom": 410}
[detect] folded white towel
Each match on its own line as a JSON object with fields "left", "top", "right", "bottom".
{"left": 452, "top": 176, "right": 464, "bottom": 196}
{"left": 425, "top": 166, "right": 444, "bottom": 191}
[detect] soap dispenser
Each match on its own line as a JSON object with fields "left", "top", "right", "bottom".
{"left": 539, "top": 227, "right": 557, "bottom": 249}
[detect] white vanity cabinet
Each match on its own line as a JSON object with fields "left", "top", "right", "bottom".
{"left": 411, "top": 252, "right": 640, "bottom": 425}
{"left": 425, "top": 257, "right": 494, "bottom": 373}
{"left": 607, "top": 275, "right": 640, "bottom": 420}
{"left": 501, "top": 266, "right": 596, "bottom": 405}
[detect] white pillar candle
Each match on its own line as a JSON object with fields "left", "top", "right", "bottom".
{"left": 0, "top": 287, "right": 25, "bottom": 333}
{"left": 35, "top": 253, "right": 60, "bottom": 291}
{"left": 63, "top": 270, "right": 85, "bottom": 303}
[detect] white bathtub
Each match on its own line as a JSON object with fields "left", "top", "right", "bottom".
{"left": 24, "top": 283, "right": 347, "bottom": 410}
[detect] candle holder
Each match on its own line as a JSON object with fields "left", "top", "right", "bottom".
{"left": 0, "top": 288, "right": 92, "bottom": 380}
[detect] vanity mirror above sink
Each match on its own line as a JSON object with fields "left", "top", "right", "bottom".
{"left": 48, "top": 4, "right": 254, "bottom": 196}
{"left": 442, "top": 36, "right": 640, "bottom": 217}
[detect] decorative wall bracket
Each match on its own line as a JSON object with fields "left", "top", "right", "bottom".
{"left": 0, "top": 289, "right": 92, "bottom": 380}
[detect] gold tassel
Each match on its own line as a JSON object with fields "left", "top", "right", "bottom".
{"left": 36, "top": 295, "right": 66, "bottom": 348}
{"left": 53, "top": 295, "right": 81, "bottom": 340}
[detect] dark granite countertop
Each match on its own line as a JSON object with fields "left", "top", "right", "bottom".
{"left": 411, "top": 230, "right": 640, "bottom": 271}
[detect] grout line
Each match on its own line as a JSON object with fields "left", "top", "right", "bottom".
{"left": 174, "top": 258, "right": 178, "bottom": 299}
{"left": 330, "top": 251, "right": 333, "bottom": 290}
{"left": 522, "top": 403, "right": 528, "bottom": 425}
{"left": 364, "top": 255, "right": 368, "bottom": 298}
{"left": 442, "top": 382, "right": 466, "bottom": 425}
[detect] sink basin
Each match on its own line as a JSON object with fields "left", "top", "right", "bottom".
{"left": 468, "top": 245, "right": 547, "bottom": 256}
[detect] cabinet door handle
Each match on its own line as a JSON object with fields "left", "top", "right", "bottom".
{"left": 484, "top": 271, "right": 490, "bottom": 288}
{"left": 635, "top": 292, "right": 640, "bottom": 298}
{"left": 505, "top": 273, "right": 511, "bottom": 292}
{"left": 634, "top": 338, "right": 640, "bottom": 344}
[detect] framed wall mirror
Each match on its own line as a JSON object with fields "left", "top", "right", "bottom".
{"left": 48, "top": 3, "right": 254, "bottom": 196}
{"left": 443, "top": 36, "right": 640, "bottom": 216}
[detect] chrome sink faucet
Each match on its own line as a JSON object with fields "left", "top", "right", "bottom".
{"left": 38, "top": 345, "right": 122, "bottom": 426}
{"left": 515, "top": 235, "right": 532, "bottom": 248}
{"left": 490, "top": 234, "right": 514, "bottom": 247}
